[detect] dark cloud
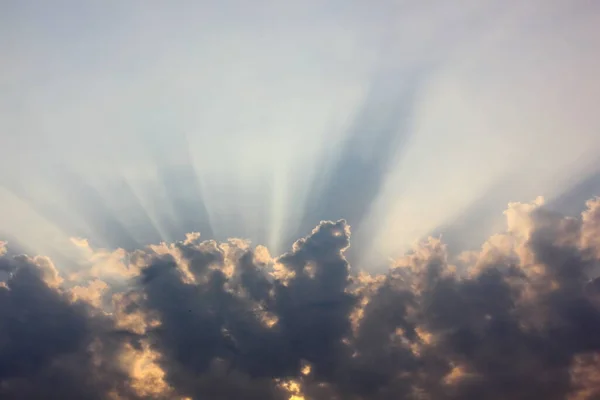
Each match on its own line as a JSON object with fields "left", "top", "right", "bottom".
{"left": 1, "top": 196, "right": 600, "bottom": 399}
{"left": 0, "top": 255, "right": 139, "bottom": 400}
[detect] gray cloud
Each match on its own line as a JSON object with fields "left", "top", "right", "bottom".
{"left": 1, "top": 196, "right": 600, "bottom": 399}
{"left": 0, "top": 255, "right": 140, "bottom": 400}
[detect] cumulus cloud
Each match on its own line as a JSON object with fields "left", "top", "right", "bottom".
{"left": 1, "top": 196, "right": 600, "bottom": 399}
{"left": 0, "top": 255, "right": 140, "bottom": 399}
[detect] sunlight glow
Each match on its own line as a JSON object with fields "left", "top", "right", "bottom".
{"left": 1, "top": 1, "right": 599, "bottom": 272}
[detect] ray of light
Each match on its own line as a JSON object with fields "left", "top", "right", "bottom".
{"left": 1, "top": 0, "right": 599, "bottom": 273}
{"left": 0, "top": 186, "right": 82, "bottom": 266}
{"left": 359, "top": 10, "right": 600, "bottom": 266}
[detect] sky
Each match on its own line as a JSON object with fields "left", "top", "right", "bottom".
{"left": 1, "top": 1, "right": 600, "bottom": 399}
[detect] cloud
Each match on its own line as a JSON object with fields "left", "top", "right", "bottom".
{"left": 0, "top": 255, "right": 140, "bottom": 399}
{"left": 0, "top": 196, "right": 600, "bottom": 399}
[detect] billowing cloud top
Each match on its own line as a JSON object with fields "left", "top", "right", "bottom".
{"left": 1, "top": 197, "right": 600, "bottom": 399}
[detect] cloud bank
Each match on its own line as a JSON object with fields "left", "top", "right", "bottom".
{"left": 1, "top": 196, "right": 600, "bottom": 399}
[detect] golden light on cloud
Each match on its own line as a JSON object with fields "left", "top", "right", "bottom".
{"left": 278, "top": 379, "right": 306, "bottom": 400}
{"left": 349, "top": 295, "right": 370, "bottom": 333}
{"left": 414, "top": 326, "right": 433, "bottom": 346}
{"left": 260, "top": 311, "right": 279, "bottom": 328}
{"left": 70, "top": 237, "right": 90, "bottom": 248}
{"left": 112, "top": 292, "right": 161, "bottom": 335}
{"left": 254, "top": 244, "right": 273, "bottom": 265}
{"left": 70, "top": 238, "right": 140, "bottom": 280}
{"left": 301, "top": 362, "right": 312, "bottom": 376}
{"left": 30, "top": 255, "right": 64, "bottom": 288}
{"left": 569, "top": 353, "right": 600, "bottom": 400}
{"left": 443, "top": 364, "right": 475, "bottom": 386}
{"left": 271, "top": 261, "right": 296, "bottom": 284}
{"left": 119, "top": 342, "right": 172, "bottom": 398}
{"left": 68, "top": 279, "right": 109, "bottom": 308}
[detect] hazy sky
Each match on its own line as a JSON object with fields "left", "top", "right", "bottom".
{"left": 1, "top": 0, "right": 600, "bottom": 267}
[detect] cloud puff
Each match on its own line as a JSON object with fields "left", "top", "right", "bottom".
{"left": 0, "top": 197, "right": 600, "bottom": 399}
{"left": 0, "top": 255, "right": 140, "bottom": 399}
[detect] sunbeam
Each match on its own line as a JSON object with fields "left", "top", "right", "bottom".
{"left": 1, "top": 2, "right": 600, "bottom": 397}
